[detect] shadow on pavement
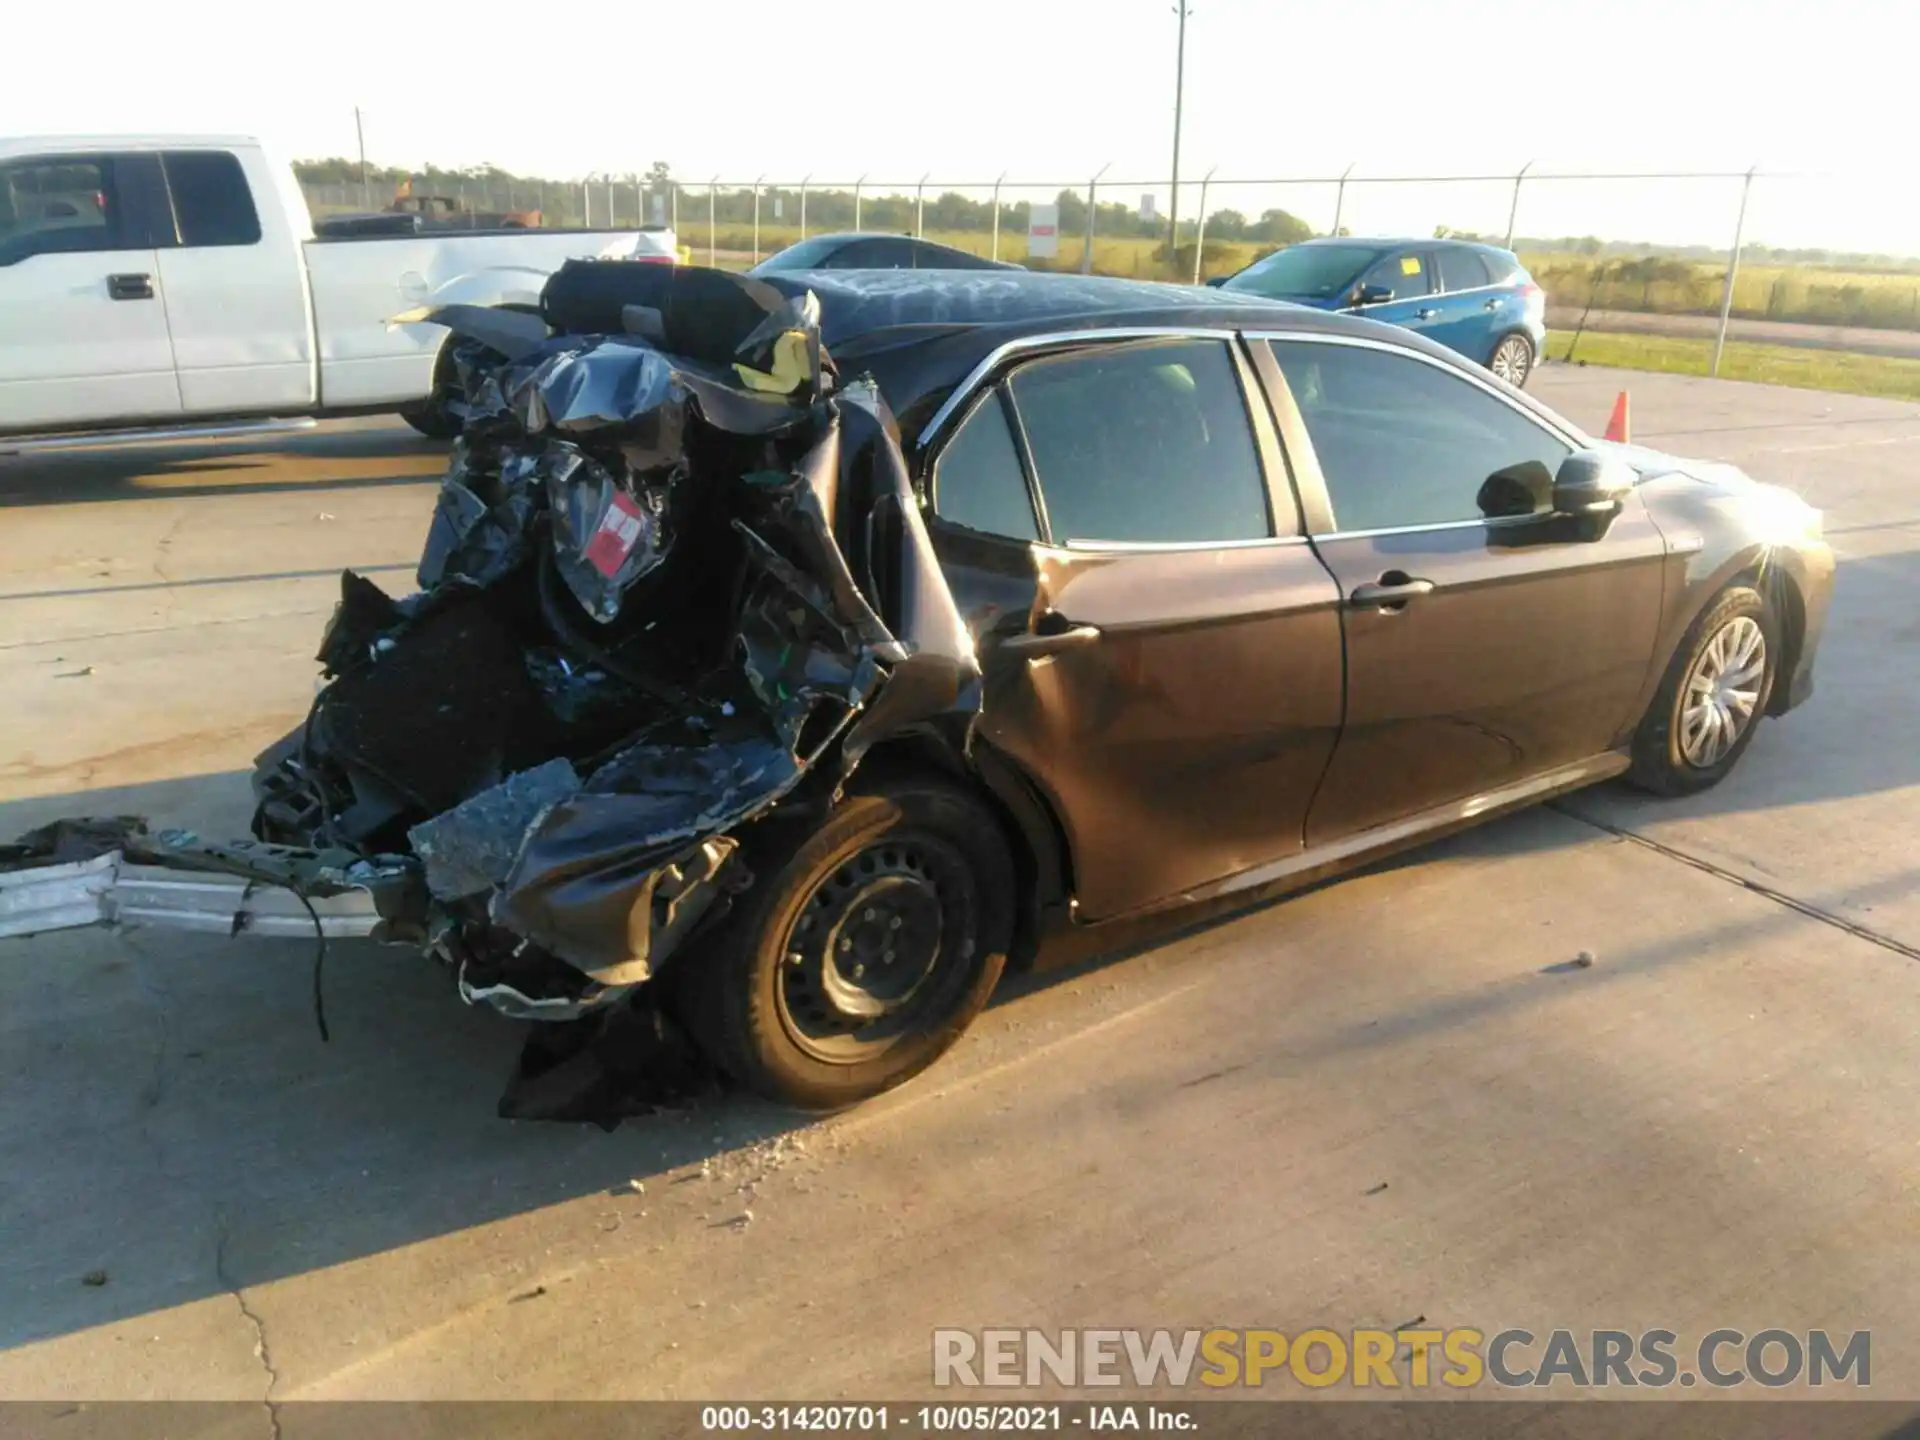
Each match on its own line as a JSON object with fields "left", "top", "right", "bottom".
{"left": 0, "top": 426, "right": 446, "bottom": 508}
{"left": 0, "top": 769, "right": 1607, "bottom": 1353}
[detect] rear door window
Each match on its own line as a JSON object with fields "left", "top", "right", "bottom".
{"left": 161, "top": 151, "right": 262, "bottom": 247}
{"left": 1482, "top": 251, "right": 1522, "bottom": 284}
{"left": 1005, "top": 339, "right": 1272, "bottom": 546}
{"left": 0, "top": 156, "right": 129, "bottom": 264}
{"left": 1436, "top": 248, "right": 1492, "bottom": 292}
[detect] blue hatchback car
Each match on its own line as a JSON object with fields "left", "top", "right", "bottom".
{"left": 1215, "top": 237, "right": 1547, "bottom": 387}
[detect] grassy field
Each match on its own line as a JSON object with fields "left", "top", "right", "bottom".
{"left": 705, "top": 223, "right": 1920, "bottom": 333}
{"left": 1527, "top": 256, "right": 1920, "bottom": 332}
{"left": 1546, "top": 329, "right": 1920, "bottom": 403}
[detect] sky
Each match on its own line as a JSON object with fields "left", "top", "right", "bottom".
{"left": 5, "top": 0, "right": 1914, "bottom": 254}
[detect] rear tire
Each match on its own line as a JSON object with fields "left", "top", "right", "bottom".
{"left": 1628, "top": 584, "right": 1778, "bottom": 796}
{"left": 671, "top": 779, "right": 1015, "bottom": 1110}
{"left": 1489, "top": 332, "right": 1535, "bottom": 388}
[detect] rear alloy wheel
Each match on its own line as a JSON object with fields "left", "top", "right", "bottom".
{"left": 672, "top": 780, "right": 1014, "bottom": 1109}
{"left": 1628, "top": 584, "right": 1779, "bottom": 796}
{"left": 1489, "top": 333, "right": 1535, "bottom": 387}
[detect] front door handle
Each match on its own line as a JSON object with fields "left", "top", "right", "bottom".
{"left": 108, "top": 273, "right": 154, "bottom": 300}
{"left": 1415, "top": 307, "right": 1440, "bottom": 320}
{"left": 999, "top": 623, "right": 1102, "bottom": 658}
{"left": 1348, "top": 575, "right": 1435, "bottom": 609}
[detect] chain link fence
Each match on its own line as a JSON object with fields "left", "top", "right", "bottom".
{"left": 298, "top": 165, "right": 1920, "bottom": 368}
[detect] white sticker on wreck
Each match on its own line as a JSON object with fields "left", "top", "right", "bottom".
{"left": 584, "top": 492, "right": 647, "bottom": 578}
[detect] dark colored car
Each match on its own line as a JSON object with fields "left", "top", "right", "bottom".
{"left": 15, "top": 267, "right": 1825, "bottom": 1118}
{"left": 1214, "top": 237, "right": 1547, "bottom": 387}
{"left": 751, "top": 231, "right": 1022, "bottom": 274}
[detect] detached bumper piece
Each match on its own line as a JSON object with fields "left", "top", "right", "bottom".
{"left": 0, "top": 819, "right": 420, "bottom": 943}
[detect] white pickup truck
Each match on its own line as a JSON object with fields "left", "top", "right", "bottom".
{"left": 0, "top": 135, "right": 678, "bottom": 446}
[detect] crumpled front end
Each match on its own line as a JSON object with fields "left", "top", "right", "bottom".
{"left": 217, "top": 264, "right": 978, "bottom": 1036}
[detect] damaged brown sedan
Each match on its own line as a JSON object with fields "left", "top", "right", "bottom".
{"left": 0, "top": 264, "right": 1835, "bottom": 1115}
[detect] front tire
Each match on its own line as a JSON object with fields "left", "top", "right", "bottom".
{"left": 399, "top": 392, "right": 461, "bottom": 439}
{"left": 672, "top": 779, "right": 1015, "bottom": 1109}
{"left": 1489, "top": 332, "right": 1535, "bottom": 388}
{"left": 1628, "top": 584, "right": 1778, "bottom": 796}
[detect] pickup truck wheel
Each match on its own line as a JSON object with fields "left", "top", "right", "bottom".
{"left": 671, "top": 780, "right": 1014, "bottom": 1110}
{"left": 399, "top": 393, "right": 461, "bottom": 440}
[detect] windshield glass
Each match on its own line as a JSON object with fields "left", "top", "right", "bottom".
{"left": 1224, "top": 244, "right": 1382, "bottom": 299}
{"left": 753, "top": 235, "right": 852, "bottom": 271}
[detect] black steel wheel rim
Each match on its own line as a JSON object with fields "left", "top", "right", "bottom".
{"left": 775, "top": 833, "right": 980, "bottom": 1064}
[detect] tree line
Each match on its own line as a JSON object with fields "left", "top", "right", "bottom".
{"left": 290, "top": 158, "right": 1315, "bottom": 245}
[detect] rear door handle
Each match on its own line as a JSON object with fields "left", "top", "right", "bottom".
{"left": 107, "top": 273, "right": 154, "bottom": 300}
{"left": 1484, "top": 298, "right": 1504, "bottom": 310}
{"left": 1349, "top": 577, "right": 1435, "bottom": 609}
{"left": 999, "top": 623, "right": 1101, "bottom": 658}
{"left": 1415, "top": 307, "right": 1440, "bottom": 320}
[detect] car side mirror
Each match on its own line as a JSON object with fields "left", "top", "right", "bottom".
{"left": 1351, "top": 283, "right": 1395, "bottom": 306}
{"left": 1552, "top": 449, "right": 1637, "bottom": 538}
{"left": 1205, "top": 276, "right": 1228, "bottom": 288}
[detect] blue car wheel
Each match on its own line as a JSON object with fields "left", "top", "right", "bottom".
{"left": 1489, "top": 332, "right": 1535, "bottom": 387}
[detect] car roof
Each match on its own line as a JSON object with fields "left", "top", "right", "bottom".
{"left": 1297, "top": 235, "right": 1516, "bottom": 256}
{"left": 0, "top": 134, "right": 259, "bottom": 161}
{"left": 753, "top": 269, "right": 1496, "bottom": 438}
{"left": 758, "top": 269, "right": 1298, "bottom": 343}
{"left": 784, "top": 232, "right": 977, "bottom": 250}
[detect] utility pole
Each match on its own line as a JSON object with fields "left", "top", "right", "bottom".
{"left": 1167, "top": 3, "right": 1191, "bottom": 267}
{"left": 1712, "top": 167, "right": 1757, "bottom": 378}
{"left": 354, "top": 107, "right": 370, "bottom": 210}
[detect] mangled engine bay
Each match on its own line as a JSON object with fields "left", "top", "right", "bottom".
{"left": 6, "top": 264, "right": 980, "bottom": 1110}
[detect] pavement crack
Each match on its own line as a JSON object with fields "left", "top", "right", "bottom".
{"left": 216, "top": 1224, "right": 282, "bottom": 1440}
{"left": 1551, "top": 802, "right": 1920, "bottom": 963}
{"left": 122, "top": 933, "right": 175, "bottom": 1182}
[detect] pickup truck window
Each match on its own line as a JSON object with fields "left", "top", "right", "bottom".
{"left": 160, "top": 151, "right": 261, "bottom": 248}
{"left": 0, "top": 156, "right": 128, "bottom": 266}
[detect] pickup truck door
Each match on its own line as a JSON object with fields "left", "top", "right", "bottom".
{"left": 0, "top": 152, "right": 181, "bottom": 431}
{"left": 151, "top": 149, "right": 315, "bottom": 414}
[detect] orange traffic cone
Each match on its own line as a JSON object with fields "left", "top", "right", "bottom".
{"left": 1603, "top": 391, "right": 1631, "bottom": 444}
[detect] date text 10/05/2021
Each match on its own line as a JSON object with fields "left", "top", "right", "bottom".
{"left": 700, "top": 1406, "right": 1193, "bottom": 1431}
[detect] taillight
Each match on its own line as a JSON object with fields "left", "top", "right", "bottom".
{"left": 1520, "top": 281, "right": 1545, "bottom": 309}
